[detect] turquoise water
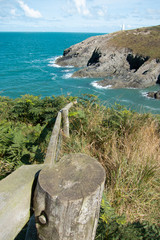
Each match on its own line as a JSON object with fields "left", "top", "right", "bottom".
{"left": 0, "top": 32, "right": 160, "bottom": 114}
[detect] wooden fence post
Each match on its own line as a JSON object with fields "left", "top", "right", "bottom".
{"left": 62, "top": 100, "right": 77, "bottom": 137}
{"left": 62, "top": 108, "right": 69, "bottom": 137}
{"left": 33, "top": 153, "right": 106, "bottom": 240}
{"left": 44, "top": 111, "right": 62, "bottom": 165}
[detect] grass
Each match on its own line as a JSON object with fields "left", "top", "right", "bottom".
{"left": 62, "top": 96, "right": 160, "bottom": 226}
{"left": 106, "top": 122, "right": 160, "bottom": 224}
{"left": 108, "top": 25, "right": 160, "bottom": 60}
{"left": 1, "top": 94, "right": 159, "bottom": 239}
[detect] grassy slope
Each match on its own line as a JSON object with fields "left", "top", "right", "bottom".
{"left": 1, "top": 95, "right": 159, "bottom": 238}
{"left": 108, "top": 25, "right": 160, "bottom": 59}
{"left": 62, "top": 96, "right": 160, "bottom": 226}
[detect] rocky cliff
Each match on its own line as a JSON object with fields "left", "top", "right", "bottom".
{"left": 56, "top": 26, "right": 160, "bottom": 89}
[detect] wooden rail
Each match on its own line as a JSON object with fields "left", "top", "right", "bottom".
{"left": 0, "top": 100, "right": 106, "bottom": 240}
{"left": 0, "top": 164, "right": 43, "bottom": 240}
{"left": 44, "top": 101, "right": 77, "bottom": 165}
{"left": 44, "top": 111, "right": 62, "bottom": 165}
{"left": 0, "top": 101, "right": 76, "bottom": 240}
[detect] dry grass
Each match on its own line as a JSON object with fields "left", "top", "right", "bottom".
{"left": 62, "top": 101, "right": 160, "bottom": 224}
{"left": 108, "top": 25, "right": 160, "bottom": 59}
{"left": 105, "top": 122, "right": 160, "bottom": 224}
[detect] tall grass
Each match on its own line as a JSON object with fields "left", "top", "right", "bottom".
{"left": 62, "top": 97, "right": 160, "bottom": 225}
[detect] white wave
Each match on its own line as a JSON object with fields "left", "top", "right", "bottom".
{"left": 120, "top": 99, "right": 133, "bottom": 104}
{"left": 62, "top": 73, "right": 73, "bottom": 79}
{"left": 126, "top": 87, "right": 137, "bottom": 89}
{"left": 66, "top": 65, "right": 74, "bottom": 68}
{"left": 141, "top": 91, "right": 155, "bottom": 99}
{"left": 48, "top": 56, "right": 62, "bottom": 68}
{"left": 61, "top": 65, "right": 74, "bottom": 69}
{"left": 141, "top": 91, "right": 149, "bottom": 98}
{"left": 61, "top": 69, "right": 71, "bottom": 72}
{"left": 51, "top": 73, "right": 57, "bottom": 80}
{"left": 77, "top": 86, "right": 87, "bottom": 89}
{"left": 144, "top": 105, "right": 160, "bottom": 111}
{"left": 31, "top": 59, "right": 41, "bottom": 63}
{"left": 91, "top": 81, "right": 112, "bottom": 89}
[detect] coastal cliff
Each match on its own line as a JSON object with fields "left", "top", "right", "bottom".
{"left": 56, "top": 26, "right": 160, "bottom": 89}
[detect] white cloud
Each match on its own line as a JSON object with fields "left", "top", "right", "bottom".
{"left": 73, "top": 0, "right": 90, "bottom": 16}
{"left": 18, "top": 0, "right": 42, "bottom": 18}
{"left": 97, "top": 9, "right": 105, "bottom": 17}
{"left": 10, "top": 8, "right": 16, "bottom": 16}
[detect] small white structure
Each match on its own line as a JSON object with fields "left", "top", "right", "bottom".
{"left": 121, "top": 24, "right": 125, "bottom": 31}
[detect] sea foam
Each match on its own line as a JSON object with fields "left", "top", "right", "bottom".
{"left": 62, "top": 69, "right": 70, "bottom": 72}
{"left": 91, "top": 81, "right": 112, "bottom": 89}
{"left": 62, "top": 73, "right": 73, "bottom": 79}
{"left": 51, "top": 73, "right": 57, "bottom": 80}
{"left": 140, "top": 91, "right": 153, "bottom": 99}
{"left": 48, "top": 56, "right": 62, "bottom": 68}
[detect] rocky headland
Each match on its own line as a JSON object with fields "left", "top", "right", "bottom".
{"left": 56, "top": 25, "right": 160, "bottom": 93}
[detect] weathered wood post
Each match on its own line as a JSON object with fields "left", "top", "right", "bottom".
{"left": 62, "top": 100, "right": 77, "bottom": 137}
{"left": 33, "top": 153, "right": 106, "bottom": 240}
{"left": 62, "top": 108, "right": 69, "bottom": 137}
{"left": 44, "top": 111, "right": 62, "bottom": 165}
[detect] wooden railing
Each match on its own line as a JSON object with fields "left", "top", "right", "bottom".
{"left": 44, "top": 101, "right": 77, "bottom": 165}
{"left": 0, "top": 101, "right": 106, "bottom": 240}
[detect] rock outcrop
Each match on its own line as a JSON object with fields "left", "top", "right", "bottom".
{"left": 147, "top": 90, "right": 160, "bottom": 99}
{"left": 56, "top": 27, "right": 160, "bottom": 89}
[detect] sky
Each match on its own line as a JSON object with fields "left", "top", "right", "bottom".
{"left": 0, "top": 0, "right": 160, "bottom": 33}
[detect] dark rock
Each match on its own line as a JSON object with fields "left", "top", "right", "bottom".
{"left": 126, "top": 54, "right": 149, "bottom": 71}
{"left": 156, "top": 74, "right": 160, "bottom": 84}
{"left": 87, "top": 48, "right": 102, "bottom": 66}
{"left": 147, "top": 92, "right": 156, "bottom": 98}
{"left": 155, "top": 91, "right": 160, "bottom": 99}
{"left": 147, "top": 90, "right": 160, "bottom": 99}
{"left": 63, "top": 48, "right": 71, "bottom": 56}
{"left": 56, "top": 32, "right": 160, "bottom": 89}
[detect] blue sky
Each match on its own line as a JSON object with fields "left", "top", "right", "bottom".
{"left": 0, "top": 0, "right": 160, "bottom": 33}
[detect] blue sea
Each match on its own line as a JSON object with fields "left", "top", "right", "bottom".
{"left": 0, "top": 32, "right": 160, "bottom": 114}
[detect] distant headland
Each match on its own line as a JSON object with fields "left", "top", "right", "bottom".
{"left": 56, "top": 25, "right": 160, "bottom": 98}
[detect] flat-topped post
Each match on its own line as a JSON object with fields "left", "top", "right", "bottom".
{"left": 33, "top": 153, "right": 106, "bottom": 240}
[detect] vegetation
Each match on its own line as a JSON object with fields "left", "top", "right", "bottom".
{"left": 108, "top": 25, "right": 160, "bottom": 60}
{"left": 0, "top": 94, "right": 73, "bottom": 179}
{"left": 61, "top": 94, "right": 160, "bottom": 239}
{"left": 1, "top": 94, "right": 160, "bottom": 239}
{"left": 96, "top": 193, "right": 160, "bottom": 240}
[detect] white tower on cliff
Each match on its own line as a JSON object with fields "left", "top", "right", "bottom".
{"left": 121, "top": 24, "right": 125, "bottom": 31}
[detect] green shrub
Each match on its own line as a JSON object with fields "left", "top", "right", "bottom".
{"left": 96, "top": 194, "right": 160, "bottom": 240}
{"left": 0, "top": 94, "right": 73, "bottom": 179}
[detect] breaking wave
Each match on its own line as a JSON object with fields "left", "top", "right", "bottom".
{"left": 91, "top": 81, "right": 112, "bottom": 89}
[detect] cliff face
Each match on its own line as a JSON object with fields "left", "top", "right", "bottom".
{"left": 56, "top": 27, "right": 160, "bottom": 89}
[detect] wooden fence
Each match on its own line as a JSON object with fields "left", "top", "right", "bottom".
{"left": 0, "top": 101, "right": 106, "bottom": 240}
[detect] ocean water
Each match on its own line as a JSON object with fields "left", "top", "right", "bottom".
{"left": 0, "top": 32, "right": 160, "bottom": 114}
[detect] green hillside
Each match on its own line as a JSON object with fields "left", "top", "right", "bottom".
{"left": 109, "top": 25, "right": 160, "bottom": 60}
